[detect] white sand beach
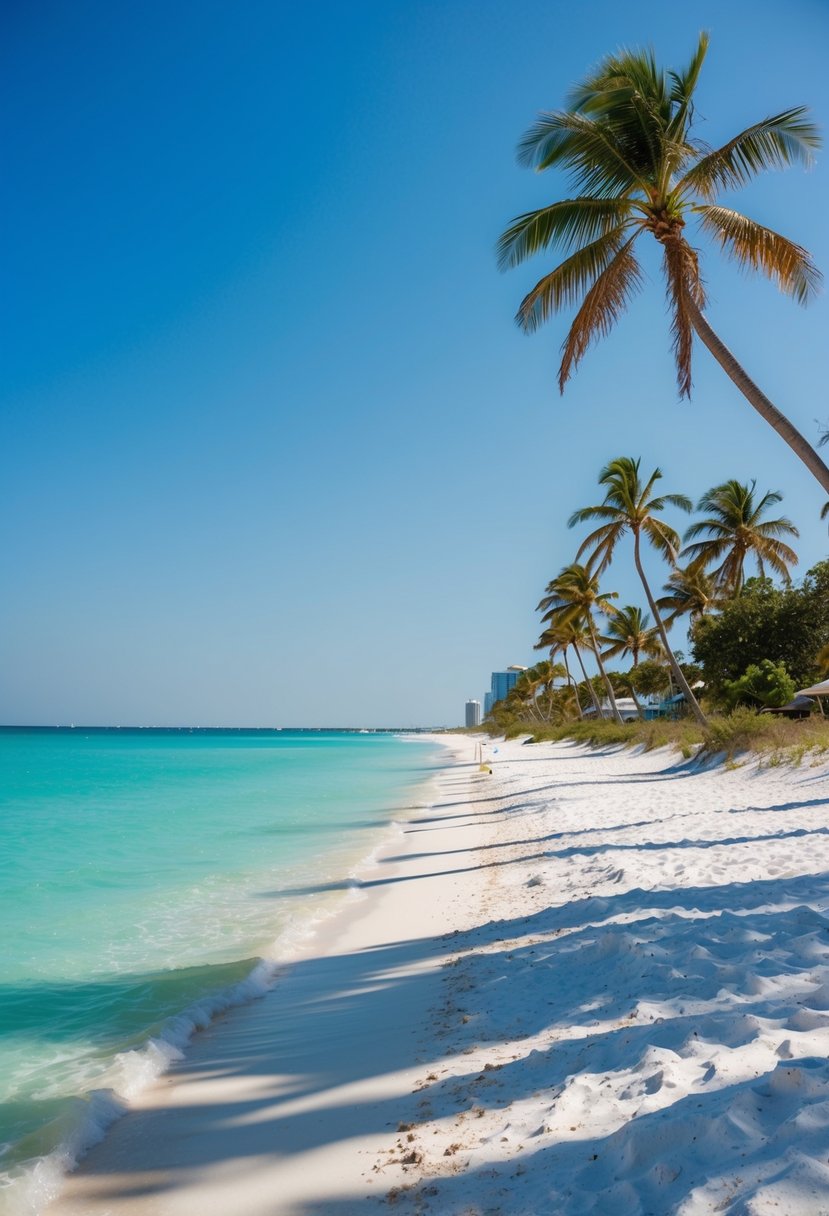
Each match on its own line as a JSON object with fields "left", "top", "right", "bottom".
{"left": 47, "top": 735, "right": 829, "bottom": 1216}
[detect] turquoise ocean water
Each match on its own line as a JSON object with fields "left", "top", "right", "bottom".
{"left": 0, "top": 728, "right": 439, "bottom": 1213}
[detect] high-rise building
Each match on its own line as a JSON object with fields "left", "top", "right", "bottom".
{"left": 465, "top": 699, "right": 482, "bottom": 728}
{"left": 488, "top": 665, "right": 527, "bottom": 708}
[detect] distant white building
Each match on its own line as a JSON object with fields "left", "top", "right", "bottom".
{"left": 465, "top": 700, "right": 482, "bottom": 728}
{"left": 583, "top": 697, "right": 639, "bottom": 722}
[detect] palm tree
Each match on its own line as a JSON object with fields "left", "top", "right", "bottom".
{"left": 498, "top": 37, "right": 829, "bottom": 495}
{"left": 599, "top": 604, "right": 662, "bottom": 667}
{"left": 538, "top": 563, "right": 623, "bottom": 724}
{"left": 536, "top": 618, "right": 596, "bottom": 719}
{"left": 682, "top": 480, "right": 799, "bottom": 595}
{"left": 534, "top": 658, "right": 567, "bottom": 720}
{"left": 507, "top": 669, "right": 544, "bottom": 722}
{"left": 569, "top": 456, "right": 706, "bottom": 725}
{"left": 656, "top": 564, "right": 718, "bottom": 628}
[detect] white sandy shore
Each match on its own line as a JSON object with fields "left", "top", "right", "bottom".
{"left": 47, "top": 735, "right": 829, "bottom": 1216}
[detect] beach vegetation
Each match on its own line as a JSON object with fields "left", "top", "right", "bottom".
{"left": 537, "top": 563, "right": 624, "bottom": 722}
{"left": 628, "top": 659, "right": 671, "bottom": 698}
{"left": 569, "top": 456, "right": 707, "bottom": 724}
{"left": 690, "top": 561, "right": 829, "bottom": 701}
{"left": 476, "top": 710, "right": 829, "bottom": 765}
{"left": 721, "top": 660, "right": 796, "bottom": 710}
{"left": 499, "top": 36, "right": 829, "bottom": 495}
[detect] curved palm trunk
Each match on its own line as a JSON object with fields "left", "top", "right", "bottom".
{"left": 687, "top": 298, "right": 829, "bottom": 497}
{"left": 562, "top": 648, "right": 584, "bottom": 720}
{"left": 633, "top": 530, "right": 707, "bottom": 726}
{"left": 586, "top": 615, "right": 624, "bottom": 725}
{"left": 573, "top": 642, "right": 603, "bottom": 716}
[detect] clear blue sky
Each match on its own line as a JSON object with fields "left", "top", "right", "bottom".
{"left": 2, "top": 0, "right": 828, "bottom": 726}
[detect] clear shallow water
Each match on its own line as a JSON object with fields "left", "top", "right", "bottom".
{"left": 0, "top": 728, "right": 438, "bottom": 1210}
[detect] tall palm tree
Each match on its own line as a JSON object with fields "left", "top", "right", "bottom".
{"left": 538, "top": 563, "right": 623, "bottom": 723}
{"left": 498, "top": 37, "right": 829, "bottom": 495}
{"left": 569, "top": 456, "right": 706, "bottom": 725}
{"left": 656, "top": 564, "right": 718, "bottom": 628}
{"left": 599, "top": 604, "right": 662, "bottom": 667}
{"left": 682, "top": 480, "right": 799, "bottom": 595}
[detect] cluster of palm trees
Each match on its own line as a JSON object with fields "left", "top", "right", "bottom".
{"left": 491, "top": 38, "right": 825, "bottom": 731}
{"left": 523, "top": 457, "right": 799, "bottom": 728}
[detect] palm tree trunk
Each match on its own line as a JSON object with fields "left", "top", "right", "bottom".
{"left": 633, "top": 530, "right": 707, "bottom": 726}
{"left": 587, "top": 616, "right": 624, "bottom": 725}
{"left": 562, "top": 648, "right": 583, "bottom": 720}
{"left": 573, "top": 642, "right": 602, "bottom": 716}
{"left": 687, "top": 298, "right": 829, "bottom": 496}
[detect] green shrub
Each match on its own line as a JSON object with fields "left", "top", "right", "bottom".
{"left": 721, "top": 660, "right": 796, "bottom": 711}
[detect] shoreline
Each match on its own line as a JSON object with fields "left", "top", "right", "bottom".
{"left": 46, "top": 735, "right": 829, "bottom": 1215}
{"left": 3, "top": 732, "right": 448, "bottom": 1216}
{"left": 41, "top": 733, "right": 482, "bottom": 1215}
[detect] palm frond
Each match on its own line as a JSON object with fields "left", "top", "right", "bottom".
{"left": 516, "top": 110, "right": 647, "bottom": 195}
{"left": 662, "top": 238, "right": 706, "bottom": 398}
{"left": 497, "top": 198, "right": 631, "bottom": 270}
{"left": 643, "top": 517, "right": 681, "bottom": 562}
{"left": 516, "top": 227, "right": 631, "bottom": 332}
{"left": 574, "top": 521, "right": 625, "bottom": 574}
{"left": 752, "top": 516, "right": 800, "bottom": 540}
{"left": 558, "top": 236, "right": 644, "bottom": 389}
{"left": 667, "top": 31, "right": 709, "bottom": 125}
{"left": 567, "top": 504, "right": 622, "bottom": 526}
{"left": 683, "top": 519, "right": 730, "bottom": 542}
{"left": 695, "top": 205, "right": 821, "bottom": 304}
{"left": 657, "top": 492, "right": 694, "bottom": 513}
{"left": 680, "top": 108, "right": 821, "bottom": 198}
{"left": 681, "top": 537, "right": 729, "bottom": 564}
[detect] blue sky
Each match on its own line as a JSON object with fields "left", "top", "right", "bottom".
{"left": 2, "top": 0, "right": 828, "bottom": 726}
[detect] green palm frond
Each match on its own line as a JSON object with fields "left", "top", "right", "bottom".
{"left": 557, "top": 236, "right": 644, "bottom": 389}
{"left": 516, "top": 227, "right": 632, "bottom": 332}
{"left": 680, "top": 108, "right": 820, "bottom": 199}
{"left": 497, "top": 198, "right": 631, "bottom": 270}
{"left": 516, "top": 110, "right": 647, "bottom": 195}
{"left": 568, "top": 504, "right": 620, "bottom": 526}
{"left": 695, "top": 206, "right": 821, "bottom": 304}
{"left": 667, "top": 31, "right": 709, "bottom": 125}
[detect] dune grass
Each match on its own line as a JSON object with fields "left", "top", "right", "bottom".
{"left": 467, "top": 709, "right": 829, "bottom": 764}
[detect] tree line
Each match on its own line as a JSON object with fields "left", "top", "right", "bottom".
{"left": 489, "top": 458, "right": 829, "bottom": 730}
